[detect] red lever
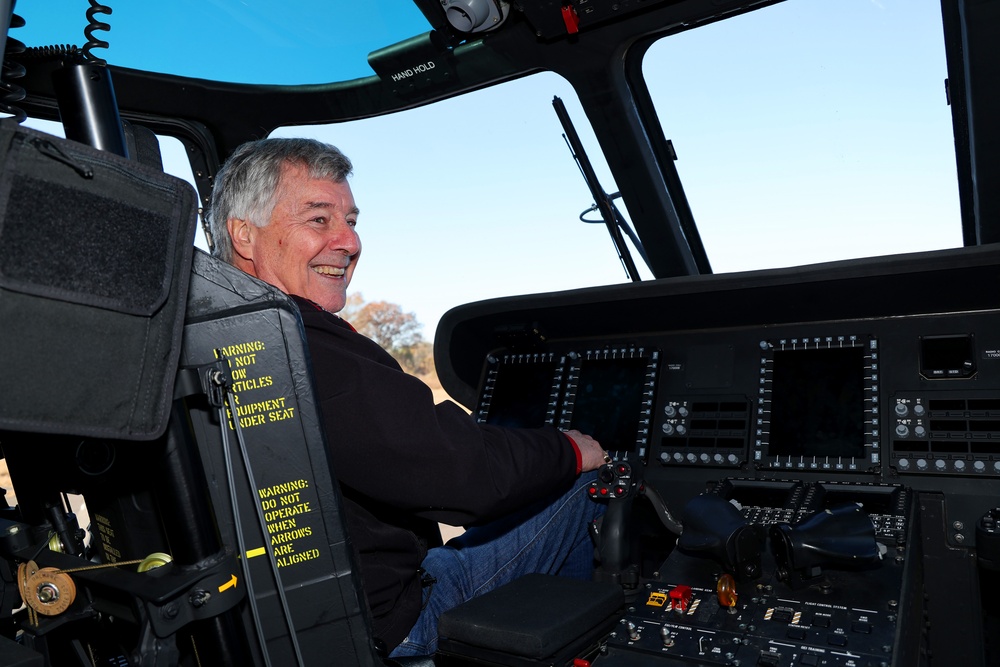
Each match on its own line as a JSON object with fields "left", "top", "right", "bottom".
{"left": 561, "top": 5, "right": 580, "bottom": 34}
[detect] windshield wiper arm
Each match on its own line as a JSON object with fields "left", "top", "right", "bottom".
{"left": 579, "top": 191, "right": 651, "bottom": 271}
{"left": 553, "top": 95, "right": 643, "bottom": 282}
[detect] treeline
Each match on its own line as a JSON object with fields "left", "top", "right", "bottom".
{"left": 340, "top": 293, "right": 434, "bottom": 377}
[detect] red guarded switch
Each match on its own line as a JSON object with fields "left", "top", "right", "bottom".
{"left": 669, "top": 585, "right": 693, "bottom": 612}
{"left": 561, "top": 5, "right": 580, "bottom": 34}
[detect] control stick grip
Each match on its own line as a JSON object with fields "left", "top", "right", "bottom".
{"left": 640, "top": 484, "right": 683, "bottom": 535}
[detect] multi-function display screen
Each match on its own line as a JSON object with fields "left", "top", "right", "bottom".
{"left": 482, "top": 360, "right": 559, "bottom": 429}
{"left": 768, "top": 347, "right": 866, "bottom": 459}
{"left": 567, "top": 356, "right": 651, "bottom": 453}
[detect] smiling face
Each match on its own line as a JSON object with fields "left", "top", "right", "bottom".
{"left": 229, "top": 162, "right": 361, "bottom": 313}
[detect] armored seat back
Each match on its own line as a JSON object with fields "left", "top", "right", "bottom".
{"left": 180, "top": 250, "right": 382, "bottom": 665}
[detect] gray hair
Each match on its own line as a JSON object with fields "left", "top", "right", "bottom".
{"left": 207, "top": 137, "right": 353, "bottom": 263}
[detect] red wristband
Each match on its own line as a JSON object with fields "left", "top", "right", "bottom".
{"left": 564, "top": 433, "right": 583, "bottom": 475}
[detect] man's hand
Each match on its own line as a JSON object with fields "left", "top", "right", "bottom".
{"left": 564, "top": 429, "right": 608, "bottom": 473}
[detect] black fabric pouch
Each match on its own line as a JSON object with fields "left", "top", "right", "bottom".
{"left": 0, "top": 119, "right": 198, "bottom": 439}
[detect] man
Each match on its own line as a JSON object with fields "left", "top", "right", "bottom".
{"left": 208, "top": 137, "right": 608, "bottom": 656}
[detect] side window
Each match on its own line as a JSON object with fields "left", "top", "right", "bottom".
{"left": 641, "top": 1, "right": 961, "bottom": 272}
{"left": 157, "top": 135, "right": 209, "bottom": 252}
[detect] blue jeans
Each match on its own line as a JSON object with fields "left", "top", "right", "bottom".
{"left": 389, "top": 472, "right": 605, "bottom": 657}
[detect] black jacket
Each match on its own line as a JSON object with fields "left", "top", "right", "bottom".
{"left": 292, "top": 296, "right": 578, "bottom": 649}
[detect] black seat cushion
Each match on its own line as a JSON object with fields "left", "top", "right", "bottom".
{"left": 438, "top": 574, "right": 622, "bottom": 661}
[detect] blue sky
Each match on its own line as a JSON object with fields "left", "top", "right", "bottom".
{"left": 17, "top": 0, "right": 961, "bottom": 340}
{"left": 16, "top": 0, "right": 428, "bottom": 83}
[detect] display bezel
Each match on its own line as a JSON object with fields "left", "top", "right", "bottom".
{"left": 558, "top": 347, "right": 660, "bottom": 463}
{"left": 475, "top": 352, "right": 565, "bottom": 428}
{"left": 755, "top": 335, "right": 879, "bottom": 472}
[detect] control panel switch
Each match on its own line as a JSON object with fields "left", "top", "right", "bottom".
{"left": 717, "top": 573, "right": 738, "bottom": 611}
{"left": 669, "top": 585, "right": 693, "bottom": 612}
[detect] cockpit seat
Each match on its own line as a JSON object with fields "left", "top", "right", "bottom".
{"left": 181, "top": 249, "right": 388, "bottom": 665}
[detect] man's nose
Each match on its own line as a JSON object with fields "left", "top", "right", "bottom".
{"left": 328, "top": 220, "right": 360, "bottom": 254}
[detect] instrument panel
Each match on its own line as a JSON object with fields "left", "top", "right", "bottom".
{"left": 473, "top": 314, "right": 1000, "bottom": 484}
{"left": 442, "top": 245, "right": 1000, "bottom": 666}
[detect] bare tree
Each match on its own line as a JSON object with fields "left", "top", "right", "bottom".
{"left": 340, "top": 293, "right": 427, "bottom": 372}
{"left": 352, "top": 300, "right": 423, "bottom": 351}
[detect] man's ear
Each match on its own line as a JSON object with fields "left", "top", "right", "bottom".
{"left": 227, "top": 217, "right": 254, "bottom": 261}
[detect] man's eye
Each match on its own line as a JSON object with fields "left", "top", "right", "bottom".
{"left": 311, "top": 216, "right": 327, "bottom": 225}
{"left": 347, "top": 218, "right": 358, "bottom": 227}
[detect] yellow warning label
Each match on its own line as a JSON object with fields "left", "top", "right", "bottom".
{"left": 215, "top": 339, "right": 293, "bottom": 430}
{"left": 255, "top": 478, "right": 319, "bottom": 569}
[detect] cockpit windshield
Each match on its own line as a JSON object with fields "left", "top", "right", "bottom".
{"left": 10, "top": 0, "right": 967, "bottom": 335}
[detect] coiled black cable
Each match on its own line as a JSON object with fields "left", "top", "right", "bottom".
{"left": 22, "top": 44, "right": 79, "bottom": 59}
{"left": 82, "top": 0, "right": 112, "bottom": 65}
